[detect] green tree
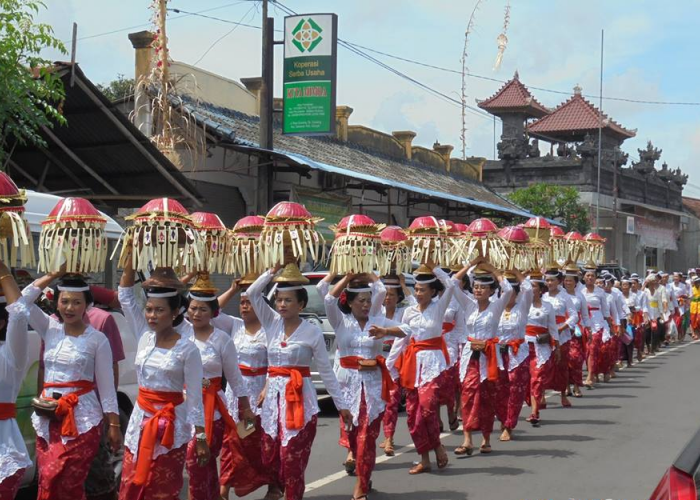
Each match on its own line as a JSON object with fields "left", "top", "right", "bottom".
{"left": 96, "top": 74, "right": 135, "bottom": 102}
{"left": 0, "top": 0, "right": 67, "bottom": 166}
{"left": 508, "top": 183, "right": 591, "bottom": 233}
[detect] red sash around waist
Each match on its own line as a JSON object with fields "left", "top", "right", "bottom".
{"left": 43, "top": 380, "right": 95, "bottom": 438}
{"left": 267, "top": 366, "right": 311, "bottom": 430}
{"left": 442, "top": 322, "right": 455, "bottom": 334}
{"left": 239, "top": 365, "right": 267, "bottom": 377}
{"left": 0, "top": 403, "right": 16, "bottom": 420}
{"left": 506, "top": 338, "right": 525, "bottom": 356}
{"left": 202, "top": 377, "right": 235, "bottom": 446}
{"left": 395, "top": 336, "right": 449, "bottom": 391}
{"left": 467, "top": 337, "right": 500, "bottom": 382}
{"left": 134, "top": 387, "right": 185, "bottom": 486}
{"left": 525, "top": 325, "right": 556, "bottom": 347}
{"left": 555, "top": 315, "right": 567, "bottom": 325}
{"left": 339, "top": 356, "right": 395, "bottom": 402}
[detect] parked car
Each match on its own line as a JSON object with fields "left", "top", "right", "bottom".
{"left": 597, "top": 263, "right": 630, "bottom": 281}
{"left": 16, "top": 191, "right": 137, "bottom": 489}
{"left": 268, "top": 271, "right": 415, "bottom": 394}
{"left": 649, "top": 425, "right": 700, "bottom": 500}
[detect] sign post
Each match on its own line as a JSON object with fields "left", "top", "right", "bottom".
{"left": 283, "top": 14, "right": 338, "bottom": 135}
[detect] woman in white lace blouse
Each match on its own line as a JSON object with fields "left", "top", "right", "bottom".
{"left": 325, "top": 273, "right": 409, "bottom": 500}
{"left": 24, "top": 272, "right": 120, "bottom": 500}
{"left": 118, "top": 263, "right": 208, "bottom": 500}
{"left": 0, "top": 260, "right": 33, "bottom": 499}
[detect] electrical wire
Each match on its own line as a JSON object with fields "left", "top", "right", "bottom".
{"left": 191, "top": 2, "right": 258, "bottom": 66}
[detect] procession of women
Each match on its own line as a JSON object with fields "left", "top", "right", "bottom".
{"left": 0, "top": 169, "right": 699, "bottom": 500}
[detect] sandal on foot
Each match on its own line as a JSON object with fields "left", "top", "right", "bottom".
{"left": 352, "top": 496, "right": 368, "bottom": 500}
{"left": 573, "top": 391, "right": 583, "bottom": 398}
{"left": 408, "top": 462, "right": 431, "bottom": 475}
{"left": 384, "top": 439, "right": 395, "bottom": 457}
{"left": 436, "top": 448, "right": 449, "bottom": 469}
{"left": 454, "top": 445, "right": 473, "bottom": 456}
{"left": 343, "top": 459, "right": 356, "bottom": 476}
{"left": 561, "top": 399, "right": 572, "bottom": 408}
{"left": 499, "top": 429, "right": 512, "bottom": 442}
{"left": 378, "top": 439, "right": 387, "bottom": 449}
{"left": 480, "top": 444, "right": 492, "bottom": 454}
{"left": 449, "top": 417, "right": 459, "bottom": 431}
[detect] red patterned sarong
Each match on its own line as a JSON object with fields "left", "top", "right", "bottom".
{"left": 119, "top": 445, "right": 186, "bottom": 500}
{"left": 438, "top": 364, "right": 458, "bottom": 408}
{"left": 262, "top": 416, "right": 317, "bottom": 500}
{"left": 527, "top": 344, "right": 554, "bottom": 413}
{"left": 344, "top": 392, "right": 383, "bottom": 493}
{"left": 0, "top": 468, "right": 24, "bottom": 500}
{"left": 186, "top": 418, "right": 225, "bottom": 500}
{"left": 382, "top": 383, "right": 402, "bottom": 439}
{"left": 219, "top": 415, "right": 270, "bottom": 497}
{"left": 461, "top": 356, "right": 497, "bottom": 437}
{"left": 587, "top": 330, "right": 604, "bottom": 375}
{"left": 37, "top": 420, "right": 101, "bottom": 500}
{"left": 405, "top": 371, "right": 444, "bottom": 454}
{"left": 549, "top": 341, "right": 570, "bottom": 392}
{"left": 568, "top": 335, "right": 585, "bottom": 386}
{"left": 495, "top": 352, "right": 530, "bottom": 430}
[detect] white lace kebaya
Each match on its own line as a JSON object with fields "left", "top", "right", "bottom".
{"left": 176, "top": 319, "right": 246, "bottom": 422}
{"left": 525, "top": 297, "right": 558, "bottom": 368}
{"left": 543, "top": 289, "right": 578, "bottom": 344}
{"left": 22, "top": 285, "right": 118, "bottom": 445}
{"left": 118, "top": 286, "right": 204, "bottom": 460}
{"left": 581, "top": 284, "right": 611, "bottom": 340}
{"left": 324, "top": 283, "right": 411, "bottom": 427}
{"left": 212, "top": 313, "right": 268, "bottom": 421}
{"left": 385, "top": 268, "right": 455, "bottom": 386}
{"left": 246, "top": 271, "right": 348, "bottom": 446}
{"left": 497, "top": 280, "right": 533, "bottom": 372}
{"left": 0, "top": 298, "right": 33, "bottom": 482}
{"left": 453, "top": 278, "right": 514, "bottom": 382}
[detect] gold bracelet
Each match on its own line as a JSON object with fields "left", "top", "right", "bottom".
{"left": 0, "top": 274, "right": 12, "bottom": 281}
{"left": 109, "top": 423, "right": 121, "bottom": 428}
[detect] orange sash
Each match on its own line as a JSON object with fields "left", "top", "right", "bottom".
{"left": 133, "top": 387, "right": 185, "bottom": 486}
{"left": 467, "top": 337, "right": 500, "bottom": 382}
{"left": 239, "top": 365, "right": 267, "bottom": 377}
{"left": 43, "top": 380, "right": 95, "bottom": 437}
{"left": 267, "top": 366, "right": 311, "bottom": 430}
{"left": 442, "top": 322, "right": 455, "bottom": 334}
{"left": 395, "top": 337, "right": 449, "bottom": 390}
{"left": 339, "top": 356, "right": 395, "bottom": 402}
{"left": 525, "top": 325, "right": 556, "bottom": 347}
{"left": 555, "top": 315, "right": 567, "bottom": 325}
{"left": 203, "top": 377, "right": 235, "bottom": 446}
{"left": 506, "top": 338, "right": 525, "bottom": 356}
{"left": 0, "top": 403, "right": 16, "bottom": 420}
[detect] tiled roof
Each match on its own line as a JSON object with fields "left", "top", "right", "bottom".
{"left": 182, "top": 99, "right": 532, "bottom": 218}
{"left": 477, "top": 72, "right": 549, "bottom": 118}
{"left": 683, "top": 197, "right": 700, "bottom": 218}
{"left": 528, "top": 92, "right": 636, "bottom": 140}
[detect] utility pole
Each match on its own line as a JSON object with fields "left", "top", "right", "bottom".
{"left": 257, "top": 0, "right": 274, "bottom": 213}
{"left": 595, "top": 29, "right": 604, "bottom": 233}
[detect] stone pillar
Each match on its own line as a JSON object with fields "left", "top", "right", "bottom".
{"left": 128, "top": 31, "right": 154, "bottom": 135}
{"left": 433, "top": 142, "right": 454, "bottom": 171}
{"left": 335, "top": 106, "right": 354, "bottom": 142}
{"left": 241, "top": 77, "right": 263, "bottom": 116}
{"left": 392, "top": 131, "right": 417, "bottom": 160}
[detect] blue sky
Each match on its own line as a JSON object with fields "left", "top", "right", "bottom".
{"left": 39, "top": 0, "right": 700, "bottom": 198}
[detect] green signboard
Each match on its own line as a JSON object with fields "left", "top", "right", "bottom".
{"left": 283, "top": 14, "right": 338, "bottom": 136}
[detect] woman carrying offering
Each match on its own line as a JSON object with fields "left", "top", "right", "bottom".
{"left": 562, "top": 266, "right": 590, "bottom": 398}
{"left": 24, "top": 271, "right": 120, "bottom": 500}
{"left": 524, "top": 271, "right": 559, "bottom": 426}
{"left": 0, "top": 261, "right": 33, "bottom": 499}
{"left": 494, "top": 269, "right": 532, "bottom": 442}
{"left": 582, "top": 268, "right": 612, "bottom": 389}
{"left": 216, "top": 279, "right": 277, "bottom": 500}
{"left": 379, "top": 275, "right": 415, "bottom": 456}
{"left": 451, "top": 258, "right": 513, "bottom": 454}
{"left": 543, "top": 268, "right": 579, "bottom": 408}
{"left": 385, "top": 260, "right": 454, "bottom": 475}
{"left": 691, "top": 276, "right": 700, "bottom": 340}
{"left": 325, "top": 273, "right": 410, "bottom": 500}
{"left": 179, "top": 274, "right": 256, "bottom": 500}
{"left": 118, "top": 263, "right": 209, "bottom": 500}
{"left": 247, "top": 267, "right": 351, "bottom": 500}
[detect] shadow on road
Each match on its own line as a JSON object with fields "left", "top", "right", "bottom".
{"left": 541, "top": 418, "right": 615, "bottom": 425}
{"left": 513, "top": 433, "right": 596, "bottom": 442}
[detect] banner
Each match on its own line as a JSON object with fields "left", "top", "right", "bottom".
{"left": 283, "top": 14, "right": 338, "bottom": 135}
{"left": 291, "top": 186, "right": 351, "bottom": 241}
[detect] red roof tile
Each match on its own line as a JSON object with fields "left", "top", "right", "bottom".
{"left": 683, "top": 197, "right": 700, "bottom": 218}
{"left": 477, "top": 72, "right": 549, "bottom": 118}
{"left": 527, "top": 89, "right": 636, "bottom": 141}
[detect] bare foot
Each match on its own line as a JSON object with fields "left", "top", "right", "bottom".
{"left": 499, "top": 428, "right": 512, "bottom": 441}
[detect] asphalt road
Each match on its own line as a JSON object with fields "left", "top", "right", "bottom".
{"left": 221, "top": 339, "right": 700, "bottom": 500}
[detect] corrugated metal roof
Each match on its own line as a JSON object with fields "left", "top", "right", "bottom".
{"left": 182, "top": 99, "right": 538, "bottom": 219}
